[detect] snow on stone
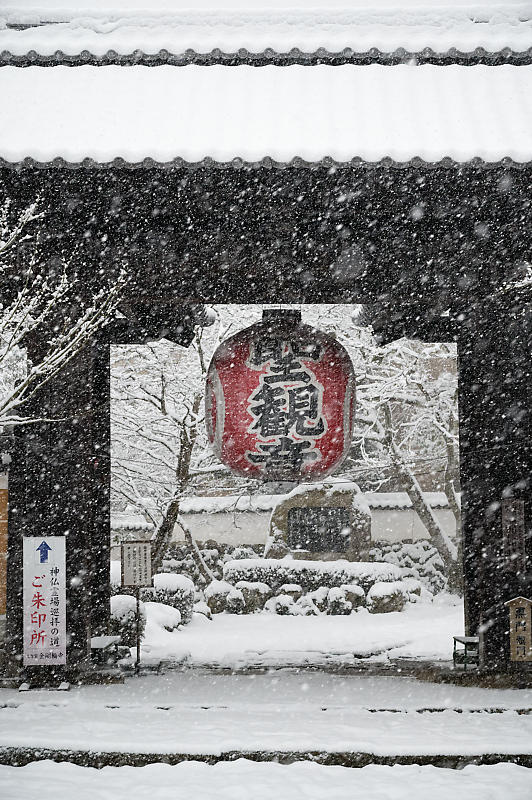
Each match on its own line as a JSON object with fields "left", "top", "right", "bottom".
{"left": 1, "top": 761, "right": 531, "bottom": 800}
{"left": 1, "top": 64, "right": 532, "bottom": 164}
{"left": 2, "top": 2, "right": 532, "bottom": 57}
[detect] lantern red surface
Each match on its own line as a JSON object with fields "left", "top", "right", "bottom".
{"left": 205, "top": 310, "right": 355, "bottom": 481}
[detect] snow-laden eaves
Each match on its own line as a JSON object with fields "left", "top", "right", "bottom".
{"left": 2, "top": 2, "right": 532, "bottom": 65}
{"left": 177, "top": 492, "right": 451, "bottom": 514}
{"left": 1, "top": 64, "right": 532, "bottom": 167}
{"left": 111, "top": 512, "right": 154, "bottom": 531}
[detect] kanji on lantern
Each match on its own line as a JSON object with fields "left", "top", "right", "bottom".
{"left": 205, "top": 310, "right": 355, "bottom": 481}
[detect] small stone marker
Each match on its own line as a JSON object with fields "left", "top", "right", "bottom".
{"left": 121, "top": 541, "right": 152, "bottom": 588}
{"left": 505, "top": 596, "right": 532, "bottom": 663}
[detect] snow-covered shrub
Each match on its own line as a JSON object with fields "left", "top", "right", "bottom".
{"left": 235, "top": 581, "right": 272, "bottom": 613}
{"left": 223, "top": 546, "right": 258, "bottom": 562}
{"left": 366, "top": 581, "right": 409, "bottom": 614}
{"left": 145, "top": 573, "right": 195, "bottom": 624}
{"left": 223, "top": 558, "right": 401, "bottom": 593}
{"left": 225, "top": 588, "right": 246, "bottom": 614}
{"left": 307, "top": 586, "right": 330, "bottom": 612}
{"left": 144, "top": 601, "right": 181, "bottom": 632}
{"left": 110, "top": 594, "right": 146, "bottom": 647}
{"left": 205, "top": 580, "right": 233, "bottom": 614}
{"left": 264, "top": 594, "right": 296, "bottom": 615}
{"left": 162, "top": 542, "right": 263, "bottom": 586}
{"left": 279, "top": 583, "right": 303, "bottom": 601}
{"left": 340, "top": 584, "right": 366, "bottom": 609}
{"left": 327, "top": 588, "right": 352, "bottom": 615}
{"left": 400, "top": 577, "right": 423, "bottom": 602}
{"left": 368, "top": 541, "right": 446, "bottom": 594}
{"left": 294, "top": 596, "right": 319, "bottom": 616}
{"left": 193, "top": 601, "right": 212, "bottom": 619}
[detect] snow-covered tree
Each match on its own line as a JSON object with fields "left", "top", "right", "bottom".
{"left": 0, "top": 197, "right": 127, "bottom": 427}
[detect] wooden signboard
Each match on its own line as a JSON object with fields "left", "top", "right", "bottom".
{"left": 121, "top": 541, "right": 152, "bottom": 588}
{"left": 505, "top": 597, "right": 532, "bottom": 663}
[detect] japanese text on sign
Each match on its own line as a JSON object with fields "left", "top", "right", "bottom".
{"left": 23, "top": 537, "right": 66, "bottom": 666}
{"left": 506, "top": 597, "right": 532, "bottom": 662}
{"left": 121, "top": 541, "right": 152, "bottom": 587}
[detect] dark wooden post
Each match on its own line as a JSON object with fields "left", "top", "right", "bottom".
{"left": 6, "top": 334, "right": 111, "bottom": 675}
{"left": 458, "top": 291, "right": 532, "bottom": 668}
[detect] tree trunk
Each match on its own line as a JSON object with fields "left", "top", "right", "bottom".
{"left": 384, "top": 406, "right": 457, "bottom": 569}
{"left": 151, "top": 392, "right": 211, "bottom": 577}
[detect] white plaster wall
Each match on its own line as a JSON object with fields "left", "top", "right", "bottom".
{"left": 173, "top": 507, "right": 457, "bottom": 547}
{"left": 173, "top": 511, "right": 270, "bottom": 546}
{"left": 370, "top": 508, "right": 456, "bottom": 543}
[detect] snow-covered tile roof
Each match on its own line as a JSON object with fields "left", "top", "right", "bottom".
{"left": 178, "top": 492, "right": 450, "bottom": 514}
{"left": 1, "top": 64, "right": 531, "bottom": 166}
{"left": 111, "top": 511, "right": 154, "bottom": 531}
{"left": 1, "top": 2, "right": 532, "bottom": 64}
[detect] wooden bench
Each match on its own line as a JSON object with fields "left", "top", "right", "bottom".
{"left": 453, "top": 635, "right": 480, "bottom": 670}
{"left": 90, "top": 635, "right": 122, "bottom": 665}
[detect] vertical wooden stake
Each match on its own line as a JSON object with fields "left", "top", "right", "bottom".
{"left": 135, "top": 587, "right": 141, "bottom": 676}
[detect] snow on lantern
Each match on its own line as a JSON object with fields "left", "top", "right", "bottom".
{"left": 205, "top": 310, "right": 355, "bottom": 481}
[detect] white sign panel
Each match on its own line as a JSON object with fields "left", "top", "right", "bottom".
{"left": 121, "top": 541, "right": 152, "bottom": 587}
{"left": 23, "top": 537, "right": 67, "bottom": 666}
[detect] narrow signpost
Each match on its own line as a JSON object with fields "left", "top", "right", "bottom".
{"left": 22, "top": 537, "right": 67, "bottom": 669}
{"left": 121, "top": 541, "right": 152, "bottom": 674}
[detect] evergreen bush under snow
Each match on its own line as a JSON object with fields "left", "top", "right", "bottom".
{"left": 110, "top": 594, "right": 147, "bottom": 647}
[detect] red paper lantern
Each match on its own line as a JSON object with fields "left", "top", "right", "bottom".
{"left": 205, "top": 310, "right": 355, "bottom": 481}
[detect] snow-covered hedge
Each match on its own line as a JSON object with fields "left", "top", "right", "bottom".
{"left": 223, "top": 558, "right": 401, "bottom": 593}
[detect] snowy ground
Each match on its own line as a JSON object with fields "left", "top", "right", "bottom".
{"left": 1, "top": 761, "right": 532, "bottom": 800}
{"left": 2, "top": 602, "right": 530, "bottom": 794}
{"left": 1, "top": 672, "right": 530, "bottom": 758}
{"left": 141, "top": 597, "right": 463, "bottom": 668}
